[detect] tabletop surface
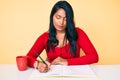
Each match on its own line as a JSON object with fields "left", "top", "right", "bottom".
{"left": 0, "top": 64, "right": 120, "bottom": 80}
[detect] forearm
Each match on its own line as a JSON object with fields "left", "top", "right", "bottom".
{"left": 67, "top": 54, "right": 99, "bottom": 65}
{"left": 27, "top": 55, "right": 37, "bottom": 68}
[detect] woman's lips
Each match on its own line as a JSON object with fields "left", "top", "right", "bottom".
{"left": 57, "top": 25, "right": 63, "bottom": 29}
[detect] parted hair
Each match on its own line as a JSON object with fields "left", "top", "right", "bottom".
{"left": 47, "top": 1, "right": 78, "bottom": 56}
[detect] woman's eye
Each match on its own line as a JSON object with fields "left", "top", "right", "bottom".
{"left": 55, "top": 15, "right": 66, "bottom": 21}
{"left": 56, "top": 15, "right": 61, "bottom": 19}
{"left": 64, "top": 18, "right": 66, "bottom": 21}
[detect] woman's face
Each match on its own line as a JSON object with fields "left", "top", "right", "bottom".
{"left": 53, "top": 8, "right": 67, "bottom": 33}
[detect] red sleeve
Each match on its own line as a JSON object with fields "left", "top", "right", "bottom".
{"left": 67, "top": 28, "right": 99, "bottom": 65}
{"left": 26, "top": 32, "right": 48, "bottom": 67}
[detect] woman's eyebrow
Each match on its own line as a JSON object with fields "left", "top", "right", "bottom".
{"left": 57, "top": 15, "right": 66, "bottom": 19}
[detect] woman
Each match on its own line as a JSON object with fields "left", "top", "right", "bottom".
{"left": 26, "top": 1, "right": 99, "bottom": 72}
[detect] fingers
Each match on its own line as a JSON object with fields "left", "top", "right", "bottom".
{"left": 51, "top": 57, "right": 61, "bottom": 65}
{"left": 37, "top": 61, "right": 51, "bottom": 73}
{"left": 51, "top": 57, "right": 68, "bottom": 65}
{"left": 37, "top": 57, "right": 68, "bottom": 73}
{"left": 45, "top": 61, "right": 51, "bottom": 67}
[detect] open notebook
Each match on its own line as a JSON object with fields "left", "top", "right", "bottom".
{"left": 29, "top": 65, "right": 98, "bottom": 79}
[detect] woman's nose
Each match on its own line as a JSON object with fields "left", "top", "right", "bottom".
{"left": 59, "top": 19, "right": 64, "bottom": 25}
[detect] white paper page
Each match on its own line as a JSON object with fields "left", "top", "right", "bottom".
{"left": 30, "top": 65, "right": 63, "bottom": 77}
{"left": 29, "top": 65, "right": 97, "bottom": 78}
{"left": 62, "top": 65, "right": 96, "bottom": 77}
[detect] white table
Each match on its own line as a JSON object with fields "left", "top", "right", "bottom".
{"left": 0, "top": 64, "right": 120, "bottom": 80}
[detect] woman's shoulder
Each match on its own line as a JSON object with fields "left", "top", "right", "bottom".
{"left": 75, "top": 27, "right": 84, "bottom": 33}
{"left": 42, "top": 31, "right": 49, "bottom": 36}
{"left": 75, "top": 27, "right": 87, "bottom": 37}
{"left": 38, "top": 31, "right": 49, "bottom": 39}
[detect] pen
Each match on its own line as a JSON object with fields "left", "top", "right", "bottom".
{"left": 34, "top": 50, "right": 47, "bottom": 65}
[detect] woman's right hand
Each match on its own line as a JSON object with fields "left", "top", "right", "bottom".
{"left": 37, "top": 61, "right": 51, "bottom": 73}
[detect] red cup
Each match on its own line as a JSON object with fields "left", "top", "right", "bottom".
{"left": 16, "top": 56, "right": 28, "bottom": 71}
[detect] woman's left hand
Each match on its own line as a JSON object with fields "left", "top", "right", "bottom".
{"left": 51, "top": 56, "right": 68, "bottom": 65}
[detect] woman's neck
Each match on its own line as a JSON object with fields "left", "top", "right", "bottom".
{"left": 56, "top": 31, "right": 67, "bottom": 47}
{"left": 56, "top": 30, "right": 65, "bottom": 39}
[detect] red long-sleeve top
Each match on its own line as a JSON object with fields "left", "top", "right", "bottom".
{"left": 26, "top": 28, "right": 99, "bottom": 67}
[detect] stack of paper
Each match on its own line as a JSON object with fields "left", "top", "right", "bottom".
{"left": 29, "top": 65, "right": 98, "bottom": 80}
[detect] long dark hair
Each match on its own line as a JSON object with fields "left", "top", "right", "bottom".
{"left": 47, "top": 1, "right": 78, "bottom": 56}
